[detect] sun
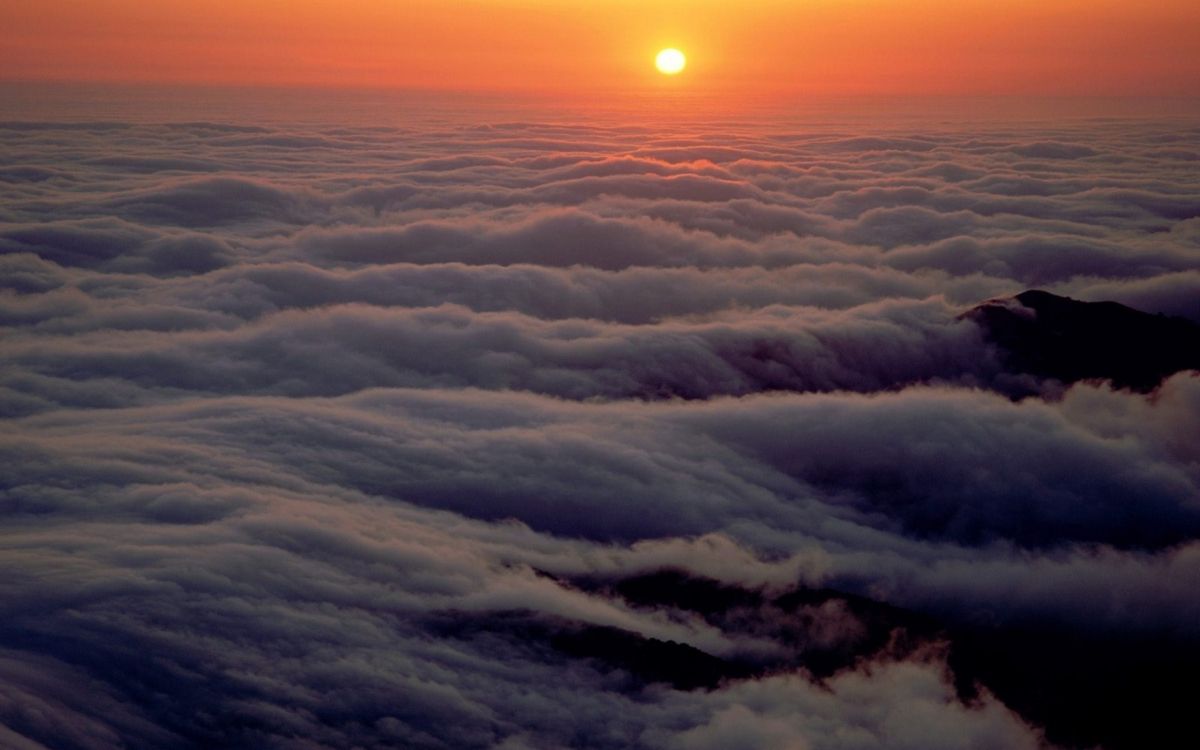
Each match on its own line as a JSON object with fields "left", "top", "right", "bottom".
{"left": 655, "top": 48, "right": 686, "bottom": 76}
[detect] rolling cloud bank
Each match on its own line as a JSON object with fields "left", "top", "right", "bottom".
{"left": 2, "top": 108, "right": 1199, "bottom": 749}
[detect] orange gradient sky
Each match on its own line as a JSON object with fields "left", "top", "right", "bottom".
{"left": 3, "top": 0, "right": 1199, "bottom": 97}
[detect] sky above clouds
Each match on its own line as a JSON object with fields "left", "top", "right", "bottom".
{"left": 2, "top": 90, "right": 1200, "bottom": 748}
{"left": 3, "top": 1, "right": 1200, "bottom": 96}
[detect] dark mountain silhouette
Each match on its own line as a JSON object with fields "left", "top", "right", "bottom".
{"left": 474, "top": 569, "right": 1198, "bottom": 750}
{"left": 966, "top": 290, "right": 1200, "bottom": 391}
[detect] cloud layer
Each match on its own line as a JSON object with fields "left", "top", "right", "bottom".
{"left": 2, "top": 111, "right": 1199, "bottom": 749}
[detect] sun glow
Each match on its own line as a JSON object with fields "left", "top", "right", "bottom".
{"left": 655, "top": 48, "right": 686, "bottom": 75}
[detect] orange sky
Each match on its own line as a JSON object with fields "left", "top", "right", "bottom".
{"left": 3, "top": 0, "right": 1199, "bottom": 97}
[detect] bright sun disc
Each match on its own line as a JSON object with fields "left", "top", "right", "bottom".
{"left": 655, "top": 48, "right": 686, "bottom": 75}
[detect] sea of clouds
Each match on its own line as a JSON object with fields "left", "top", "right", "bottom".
{"left": 2, "top": 102, "right": 1199, "bottom": 749}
